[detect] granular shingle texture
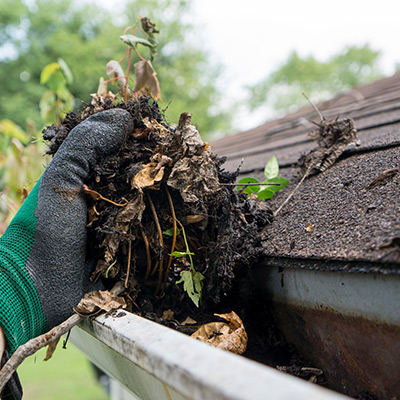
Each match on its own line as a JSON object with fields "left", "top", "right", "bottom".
{"left": 212, "top": 72, "right": 400, "bottom": 269}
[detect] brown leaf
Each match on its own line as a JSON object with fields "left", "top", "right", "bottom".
{"left": 134, "top": 60, "right": 161, "bottom": 101}
{"left": 299, "top": 117, "right": 359, "bottom": 175}
{"left": 132, "top": 162, "right": 165, "bottom": 189}
{"left": 106, "top": 60, "right": 127, "bottom": 88}
{"left": 44, "top": 337, "right": 60, "bottom": 361}
{"left": 181, "top": 316, "right": 197, "bottom": 326}
{"left": 190, "top": 311, "right": 248, "bottom": 355}
{"left": 74, "top": 290, "right": 127, "bottom": 317}
{"left": 305, "top": 222, "right": 314, "bottom": 232}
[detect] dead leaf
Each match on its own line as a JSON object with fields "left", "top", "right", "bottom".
{"left": 181, "top": 316, "right": 197, "bottom": 326}
{"left": 132, "top": 162, "right": 165, "bottom": 189}
{"left": 305, "top": 222, "right": 314, "bottom": 232}
{"left": 44, "top": 337, "right": 60, "bottom": 361}
{"left": 133, "top": 60, "right": 161, "bottom": 101}
{"left": 162, "top": 309, "right": 174, "bottom": 321}
{"left": 299, "top": 117, "right": 359, "bottom": 175}
{"left": 115, "top": 193, "right": 146, "bottom": 224}
{"left": 106, "top": 60, "right": 127, "bottom": 89}
{"left": 74, "top": 290, "right": 127, "bottom": 317}
{"left": 167, "top": 155, "right": 220, "bottom": 202}
{"left": 190, "top": 311, "right": 247, "bottom": 355}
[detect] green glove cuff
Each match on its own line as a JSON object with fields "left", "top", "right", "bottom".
{"left": 0, "top": 180, "right": 48, "bottom": 354}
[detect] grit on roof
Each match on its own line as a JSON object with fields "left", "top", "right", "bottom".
{"left": 211, "top": 72, "right": 400, "bottom": 267}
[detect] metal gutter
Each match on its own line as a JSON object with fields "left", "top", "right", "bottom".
{"left": 253, "top": 263, "right": 400, "bottom": 398}
{"left": 70, "top": 312, "right": 347, "bottom": 400}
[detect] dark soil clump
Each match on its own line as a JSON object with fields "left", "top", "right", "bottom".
{"left": 43, "top": 97, "right": 271, "bottom": 324}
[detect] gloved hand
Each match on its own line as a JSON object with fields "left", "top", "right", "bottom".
{"left": 0, "top": 109, "right": 133, "bottom": 357}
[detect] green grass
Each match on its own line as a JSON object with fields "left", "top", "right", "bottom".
{"left": 18, "top": 344, "right": 109, "bottom": 400}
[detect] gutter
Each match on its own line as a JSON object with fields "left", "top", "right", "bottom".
{"left": 70, "top": 312, "right": 347, "bottom": 400}
{"left": 253, "top": 262, "right": 400, "bottom": 398}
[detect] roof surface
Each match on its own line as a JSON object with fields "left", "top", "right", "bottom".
{"left": 212, "top": 73, "right": 400, "bottom": 268}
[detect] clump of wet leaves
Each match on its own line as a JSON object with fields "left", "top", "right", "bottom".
{"left": 43, "top": 97, "right": 271, "bottom": 328}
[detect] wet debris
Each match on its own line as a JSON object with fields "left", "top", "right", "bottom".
{"left": 298, "top": 117, "right": 359, "bottom": 175}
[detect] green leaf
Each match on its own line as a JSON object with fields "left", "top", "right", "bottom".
{"left": 176, "top": 269, "right": 204, "bottom": 307}
{"left": 57, "top": 58, "right": 73, "bottom": 84}
{"left": 163, "top": 228, "right": 180, "bottom": 236}
{"left": 262, "top": 176, "right": 290, "bottom": 192}
{"left": 120, "top": 35, "right": 154, "bottom": 48}
{"left": 40, "top": 62, "right": 61, "bottom": 85}
{"left": 264, "top": 156, "right": 279, "bottom": 179}
{"left": 170, "top": 251, "right": 194, "bottom": 258}
{"left": 257, "top": 189, "right": 274, "bottom": 200}
{"left": 237, "top": 177, "right": 260, "bottom": 194}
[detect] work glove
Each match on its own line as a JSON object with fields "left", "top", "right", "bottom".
{"left": 0, "top": 109, "right": 133, "bottom": 357}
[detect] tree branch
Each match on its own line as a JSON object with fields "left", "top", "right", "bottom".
{"left": 0, "top": 314, "right": 84, "bottom": 393}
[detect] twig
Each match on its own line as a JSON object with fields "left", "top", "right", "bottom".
{"left": 164, "top": 187, "right": 177, "bottom": 287}
{"left": 140, "top": 223, "right": 152, "bottom": 282}
{"left": 146, "top": 192, "right": 164, "bottom": 291}
{"left": 273, "top": 166, "right": 312, "bottom": 217}
{"left": 302, "top": 91, "right": 324, "bottom": 122}
{"left": 0, "top": 314, "right": 83, "bottom": 393}
{"left": 125, "top": 238, "right": 132, "bottom": 288}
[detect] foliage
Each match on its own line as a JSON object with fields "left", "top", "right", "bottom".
{"left": 238, "top": 156, "right": 289, "bottom": 200}
{"left": 165, "top": 223, "right": 204, "bottom": 306}
{"left": 249, "top": 44, "right": 383, "bottom": 113}
{"left": 40, "top": 59, "right": 74, "bottom": 124}
{"left": 0, "top": 60, "right": 73, "bottom": 224}
{"left": 0, "top": 0, "right": 231, "bottom": 138}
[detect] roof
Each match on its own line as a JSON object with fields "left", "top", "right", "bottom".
{"left": 211, "top": 73, "right": 400, "bottom": 268}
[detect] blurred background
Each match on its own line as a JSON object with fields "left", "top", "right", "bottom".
{"left": 0, "top": 0, "right": 399, "bottom": 397}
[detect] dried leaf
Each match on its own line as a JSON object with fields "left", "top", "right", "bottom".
{"left": 305, "top": 222, "right": 314, "bottom": 232}
{"left": 162, "top": 309, "right": 174, "bottom": 321}
{"left": 167, "top": 155, "right": 220, "bottom": 202}
{"left": 132, "top": 162, "right": 165, "bottom": 189}
{"left": 74, "top": 290, "right": 127, "bottom": 317}
{"left": 133, "top": 60, "right": 161, "bottom": 101}
{"left": 115, "top": 193, "right": 146, "bottom": 224}
{"left": 181, "top": 316, "right": 197, "bottom": 326}
{"left": 299, "top": 117, "right": 359, "bottom": 175}
{"left": 106, "top": 60, "right": 126, "bottom": 88}
{"left": 44, "top": 337, "right": 60, "bottom": 361}
{"left": 191, "top": 311, "right": 248, "bottom": 355}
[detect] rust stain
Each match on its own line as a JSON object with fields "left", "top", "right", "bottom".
{"left": 271, "top": 302, "right": 400, "bottom": 399}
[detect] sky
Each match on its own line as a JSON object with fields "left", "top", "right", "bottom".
{"left": 93, "top": 0, "right": 400, "bottom": 132}
{"left": 188, "top": 0, "right": 400, "bottom": 132}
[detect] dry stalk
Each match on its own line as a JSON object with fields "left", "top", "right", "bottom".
{"left": 164, "top": 187, "right": 177, "bottom": 287}
{"left": 0, "top": 314, "right": 83, "bottom": 393}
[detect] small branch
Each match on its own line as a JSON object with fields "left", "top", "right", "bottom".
{"left": 164, "top": 187, "right": 177, "bottom": 287}
{"left": 0, "top": 314, "right": 83, "bottom": 393}
{"left": 146, "top": 192, "right": 164, "bottom": 291}
{"left": 140, "top": 223, "right": 152, "bottom": 282}
{"left": 302, "top": 91, "right": 324, "bottom": 122}
{"left": 125, "top": 238, "right": 132, "bottom": 288}
{"left": 273, "top": 167, "right": 311, "bottom": 217}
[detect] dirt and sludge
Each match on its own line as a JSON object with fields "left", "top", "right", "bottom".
{"left": 43, "top": 97, "right": 347, "bottom": 393}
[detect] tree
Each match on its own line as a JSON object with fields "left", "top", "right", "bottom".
{"left": 249, "top": 44, "right": 383, "bottom": 114}
{"left": 0, "top": 0, "right": 231, "bottom": 138}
